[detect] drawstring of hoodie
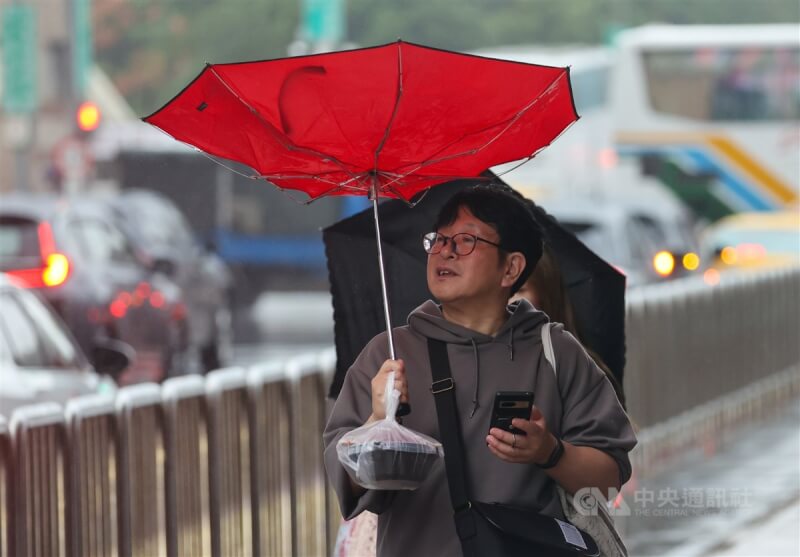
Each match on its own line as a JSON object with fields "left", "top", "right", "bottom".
{"left": 469, "top": 327, "right": 516, "bottom": 418}
{"left": 469, "top": 338, "right": 480, "bottom": 417}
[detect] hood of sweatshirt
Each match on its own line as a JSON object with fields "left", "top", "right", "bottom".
{"left": 407, "top": 298, "right": 548, "bottom": 416}
{"left": 408, "top": 298, "right": 548, "bottom": 344}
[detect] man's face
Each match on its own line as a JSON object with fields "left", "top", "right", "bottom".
{"left": 427, "top": 206, "right": 510, "bottom": 306}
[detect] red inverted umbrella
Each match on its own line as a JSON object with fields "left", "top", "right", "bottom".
{"left": 143, "top": 41, "right": 578, "bottom": 403}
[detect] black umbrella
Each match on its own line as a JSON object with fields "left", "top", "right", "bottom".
{"left": 323, "top": 176, "right": 626, "bottom": 399}
{"left": 523, "top": 200, "right": 627, "bottom": 383}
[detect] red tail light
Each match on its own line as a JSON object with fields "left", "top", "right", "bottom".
{"left": 88, "top": 306, "right": 109, "bottom": 324}
{"left": 737, "top": 242, "right": 766, "bottom": 261}
{"left": 149, "top": 291, "right": 165, "bottom": 308}
{"left": 5, "top": 268, "right": 46, "bottom": 287}
{"left": 5, "top": 222, "right": 70, "bottom": 288}
{"left": 108, "top": 291, "right": 133, "bottom": 319}
{"left": 136, "top": 282, "right": 152, "bottom": 298}
{"left": 171, "top": 301, "right": 187, "bottom": 322}
{"left": 109, "top": 298, "right": 128, "bottom": 319}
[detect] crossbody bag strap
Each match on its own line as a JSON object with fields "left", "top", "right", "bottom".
{"left": 541, "top": 322, "right": 557, "bottom": 377}
{"left": 426, "top": 338, "right": 482, "bottom": 553}
{"left": 426, "top": 338, "right": 471, "bottom": 509}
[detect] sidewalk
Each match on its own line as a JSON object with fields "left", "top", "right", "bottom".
{"left": 705, "top": 497, "right": 800, "bottom": 557}
{"left": 624, "top": 397, "right": 800, "bottom": 557}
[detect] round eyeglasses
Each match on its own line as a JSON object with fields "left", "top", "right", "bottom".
{"left": 422, "top": 232, "right": 503, "bottom": 256}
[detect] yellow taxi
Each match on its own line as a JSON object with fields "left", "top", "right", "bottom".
{"left": 701, "top": 211, "right": 800, "bottom": 273}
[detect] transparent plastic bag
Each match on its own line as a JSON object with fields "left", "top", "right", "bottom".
{"left": 336, "top": 371, "right": 444, "bottom": 490}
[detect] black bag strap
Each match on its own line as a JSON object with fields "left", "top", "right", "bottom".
{"left": 427, "top": 338, "right": 470, "bottom": 508}
{"left": 427, "top": 338, "right": 481, "bottom": 553}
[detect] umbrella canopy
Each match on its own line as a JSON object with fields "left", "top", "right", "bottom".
{"left": 143, "top": 41, "right": 577, "bottom": 202}
{"left": 324, "top": 177, "right": 626, "bottom": 399}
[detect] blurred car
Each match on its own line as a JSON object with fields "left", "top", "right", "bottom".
{"left": 106, "top": 189, "right": 233, "bottom": 371}
{"left": 0, "top": 194, "right": 191, "bottom": 383}
{"left": 701, "top": 211, "right": 800, "bottom": 272}
{"left": 0, "top": 273, "right": 130, "bottom": 417}
{"left": 539, "top": 195, "right": 702, "bottom": 287}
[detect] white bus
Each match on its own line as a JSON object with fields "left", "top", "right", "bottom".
{"left": 611, "top": 23, "right": 800, "bottom": 219}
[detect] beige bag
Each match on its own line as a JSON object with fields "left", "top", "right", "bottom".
{"left": 542, "top": 323, "right": 628, "bottom": 557}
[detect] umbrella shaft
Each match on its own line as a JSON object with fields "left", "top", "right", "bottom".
{"left": 372, "top": 193, "right": 397, "bottom": 360}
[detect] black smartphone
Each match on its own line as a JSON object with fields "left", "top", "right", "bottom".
{"left": 489, "top": 391, "right": 534, "bottom": 435}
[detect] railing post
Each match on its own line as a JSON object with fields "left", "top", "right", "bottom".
{"left": 286, "top": 354, "right": 331, "bottom": 557}
{"left": 248, "top": 361, "right": 294, "bottom": 557}
{"left": 206, "top": 368, "right": 253, "bottom": 557}
{"left": 65, "top": 394, "right": 119, "bottom": 557}
{"left": 0, "top": 416, "right": 12, "bottom": 557}
{"left": 116, "top": 384, "right": 167, "bottom": 557}
{"left": 10, "top": 403, "right": 68, "bottom": 557}
{"left": 162, "top": 376, "right": 212, "bottom": 557}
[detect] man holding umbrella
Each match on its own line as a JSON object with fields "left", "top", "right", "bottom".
{"left": 323, "top": 185, "right": 636, "bottom": 556}
{"left": 140, "top": 37, "right": 627, "bottom": 554}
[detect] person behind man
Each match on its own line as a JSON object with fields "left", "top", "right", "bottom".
{"left": 323, "top": 185, "right": 636, "bottom": 557}
{"left": 511, "top": 243, "right": 627, "bottom": 409}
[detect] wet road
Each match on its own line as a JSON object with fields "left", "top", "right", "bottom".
{"left": 626, "top": 398, "right": 800, "bottom": 557}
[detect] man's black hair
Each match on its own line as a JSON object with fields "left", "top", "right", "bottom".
{"left": 432, "top": 184, "right": 544, "bottom": 294}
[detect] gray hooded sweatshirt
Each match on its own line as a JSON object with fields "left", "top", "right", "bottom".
{"left": 323, "top": 299, "right": 636, "bottom": 557}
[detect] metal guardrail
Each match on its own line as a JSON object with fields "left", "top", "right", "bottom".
{"left": 630, "top": 366, "right": 800, "bottom": 480}
{"left": 0, "top": 354, "right": 339, "bottom": 557}
{"left": 625, "top": 266, "right": 800, "bottom": 427}
{"left": 0, "top": 266, "right": 797, "bottom": 556}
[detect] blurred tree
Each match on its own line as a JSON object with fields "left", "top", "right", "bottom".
{"left": 94, "top": 0, "right": 297, "bottom": 114}
{"left": 93, "top": 0, "right": 799, "bottom": 115}
{"left": 347, "top": 0, "right": 799, "bottom": 46}
{"left": 348, "top": 0, "right": 487, "bottom": 50}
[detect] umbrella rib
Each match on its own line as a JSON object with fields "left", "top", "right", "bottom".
{"left": 193, "top": 153, "right": 362, "bottom": 192}
{"left": 158, "top": 129, "right": 348, "bottom": 194}
{"left": 473, "top": 72, "right": 570, "bottom": 152}
{"left": 265, "top": 175, "right": 369, "bottom": 193}
{"left": 207, "top": 66, "right": 366, "bottom": 185}
{"left": 195, "top": 148, "right": 269, "bottom": 179}
{"left": 261, "top": 173, "right": 369, "bottom": 204}
{"left": 378, "top": 71, "right": 571, "bottom": 192}
{"left": 372, "top": 41, "right": 405, "bottom": 173}
{"left": 489, "top": 156, "right": 538, "bottom": 179}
